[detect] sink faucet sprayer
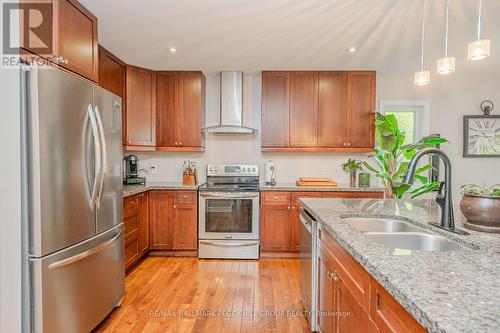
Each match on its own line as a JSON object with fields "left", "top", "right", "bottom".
{"left": 403, "top": 148, "right": 469, "bottom": 235}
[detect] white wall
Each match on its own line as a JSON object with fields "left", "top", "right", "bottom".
{"left": 378, "top": 73, "right": 500, "bottom": 199}
{"left": 137, "top": 74, "right": 373, "bottom": 185}
{"left": 137, "top": 73, "right": 500, "bottom": 199}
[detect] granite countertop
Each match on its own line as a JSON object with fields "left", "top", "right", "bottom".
{"left": 300, "top": 198, "right": 500, "bottom": 333}
{"left": 123, "top": 182, "right": 199, "bottom": 197}
{"left": 260, "top": 182, "right": 384, "bottom": 192}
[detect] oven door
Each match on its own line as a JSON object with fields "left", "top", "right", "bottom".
{"left": 199, "top": 192, "right": 259, "bottom": 240}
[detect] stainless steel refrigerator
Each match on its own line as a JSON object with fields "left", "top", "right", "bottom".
{"left": 22, "top": 65, "right": 124, "bottom": 333}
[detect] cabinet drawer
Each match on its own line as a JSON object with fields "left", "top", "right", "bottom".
{"left": 124, "top": 230, "right": 139, "bottom": 268}
{"left": 261, "top": 192, "right": 291, "bottom": 205}
{"left": 124, "top": 214, "right": 139, "bottom": 235}
{"left": 318, "top": 225, "right": 370, "bottom": 310}
{"left": 291, "top": 192, "right": 322, "bottom": 207}
{"left": 173, "top": 191, "right": 197, "bottom": 204}
{"left": 351, "top": 192, "right": 385, "bottom": 199}
{"left": 124, "top": 195, "right": 139, "bottom": 209}
{"left": 370, "top": 278, "right": 426, "bottom": 333}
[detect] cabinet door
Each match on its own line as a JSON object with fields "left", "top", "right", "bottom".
{"left": 260, "top": 205, "right": 292, "bottom": 252}
{"left": 346, "top": 71, "right": 375, "bottom": 148}
{"left": 172, "top": 203, "right": 198, "bottom": 250}
{"left": 156, "top": 71, "right": 178, "bottom": 147}
{"left": 178, "top": 72, "right": 204, "bottom": 148}
{"left": 126, "top": 65, "right": 156, "bottom": 148}
{"left": 317, "top": 249, "right": 335, "bottom": 333}
{"left": 98, "top": 46, "right": 126, "bottom": 143}
{"left": 336, "top": 278, "right": 366, "bottom": 333}
{"left": 149, "top": 191, "right": 173, "bottom": 250}
{"left": 138, "top": 192, "right": 149, "bottom": 255}
{"left": 261, "top": 71, "right": 290, "bottom": 147}
{"left": 289, "top": 71, "right": 318, "bottom": 147}
{"left": 318, "top": 72, "right": 347, "bottom": 147}
{"left": 57, "top": 0, "right": 99, "bottom": 82}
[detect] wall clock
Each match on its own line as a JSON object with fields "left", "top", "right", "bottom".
{"left": 463, "top": 115, "right": 500, "bottom": 157}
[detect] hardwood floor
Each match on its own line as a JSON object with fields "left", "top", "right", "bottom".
{"left": 93, "top": 257, "right": 310, "bottom": 333}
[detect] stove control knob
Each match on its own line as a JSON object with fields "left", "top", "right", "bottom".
{"left": 214, "top": 167, "right": 218, "bottom": 172}
{"left": 242, "top": 168, "right": 247, "bottom": 172}
{"left": 209, "top": 167, "right": 213, "bottom": 172}
{"left": 252, "top": 167, "right": 256, "bottom": 172}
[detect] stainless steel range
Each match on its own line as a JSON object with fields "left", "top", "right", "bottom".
{"left": 198, "top": 164, "right": 260, "bottom": 259}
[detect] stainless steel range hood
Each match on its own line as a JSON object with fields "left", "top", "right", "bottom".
{"left": 202, "top": 71, "right": 257, "bottom": 134}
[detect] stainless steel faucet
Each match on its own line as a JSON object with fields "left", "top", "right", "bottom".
{"left": 403, "top": 148, "right": 468, "bottom": 235}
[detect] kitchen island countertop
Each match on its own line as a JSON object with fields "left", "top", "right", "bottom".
{"left": 300, "top": 197, "right": 500, "bottom": 333}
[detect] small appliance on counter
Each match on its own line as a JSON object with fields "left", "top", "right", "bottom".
{"left": 183, "top": 161, "right": 198, "bottom": 186}
{"left": 123, "top": 155, "right": 146, "bottom": 185}
{"left": 265, "top": 160, "right": 276, "bottom": 185}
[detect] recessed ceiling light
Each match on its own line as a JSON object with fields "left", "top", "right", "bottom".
{"left": 168, "top": 47, "right": 177, "bottom": 54}
{"left": 347, "top": 47, "right": 357, "bottom": 53}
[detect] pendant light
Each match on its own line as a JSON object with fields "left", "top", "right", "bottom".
{"left": 437, "top": 0, "right": 455, "bottom": 74}
{"left": 468, "top": 0, "right": 490, "bottom": 61}
{"left": 415, "top": 0, "right": 430, "bottom": 86}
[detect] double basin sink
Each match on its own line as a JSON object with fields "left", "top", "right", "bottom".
{"left": 342, "top": 217, "right": 465, "bottom": 252}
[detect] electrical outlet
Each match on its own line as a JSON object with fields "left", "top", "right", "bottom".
{"left": 149, "top": 165, "right": 157, "bottom": 174}
{"left": 322, "top": 165, "right": 330, "bottom": 175}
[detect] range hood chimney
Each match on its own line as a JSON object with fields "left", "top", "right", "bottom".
{"left": 202, "top": 71, "right": 257, "bottom": 134}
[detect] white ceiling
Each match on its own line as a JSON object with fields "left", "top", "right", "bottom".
{"left": 81, "top": 0, "right": 500, "bottom": 76}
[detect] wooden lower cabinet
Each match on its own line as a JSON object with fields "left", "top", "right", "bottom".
{"left": 123, "top": 192, "right": 149, "bottom": 270}
{"left": 261, "top": 191, "right": 384, "bottom": 257}
{"left": 172, "top": 203, "right": 198, "bottom": 250}
{"left": 149, "top": 190, "right": 198, "bottom": 252}
{"left": 316, "top": 224, "right": 426, "bottom": 333}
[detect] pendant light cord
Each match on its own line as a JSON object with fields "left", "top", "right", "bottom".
{"left": 444, "top": 0, "right": 450, "bottom": 57}
{"left": 420, "top": 0, "right": 425, "bottom": 71}
{"left": 477, "top": 0, "right": 482, "bottom": 40}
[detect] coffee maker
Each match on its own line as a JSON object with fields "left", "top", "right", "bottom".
{"left": 123, "top": 155, "right": 146, "bottom": 185}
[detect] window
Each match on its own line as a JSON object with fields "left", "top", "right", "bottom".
{"left": 379, "top": 101, "right": 430, "bottom": 144}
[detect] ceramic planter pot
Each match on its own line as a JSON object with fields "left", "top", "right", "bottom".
{"left": 460, "top": 195, "right": 500, "bottom": 233}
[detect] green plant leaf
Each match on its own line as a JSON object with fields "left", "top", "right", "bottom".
{"left": 394, "top": 161, "right": 410, "bottom": 179}
{"left": 362, "top": 162, "right": 378, "bottom": 173}
{"left": 392, "top": 183, "right": 411, "bottom": 199}
{"left": 410, "top": 182, "right": 440, "bottom": 198}
{"left": 414, "top": 174, "right": 429, "bottom": 184}
{"left": 415, "top": 164, "right": 433, "bottom": 174}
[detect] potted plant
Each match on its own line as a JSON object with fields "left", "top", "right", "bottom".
{"left": 460, "top": 184, "right": 500, "bottom": 232}
{"left": 341, "top": 158, "right": 363, "bottom": 187}
{"left": 363, "top": 113, "right": 448, "bottom": 199}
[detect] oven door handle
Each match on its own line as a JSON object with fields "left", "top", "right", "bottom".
{"left": 199, "top": 193, "right": 259, "bottom": 199}
{"left": 199, "top": 240, "right": 259, "bottom": 247}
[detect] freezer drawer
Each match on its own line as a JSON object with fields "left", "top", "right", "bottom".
{"left": 30, "top": 224, "right": 125, "bottom": 333}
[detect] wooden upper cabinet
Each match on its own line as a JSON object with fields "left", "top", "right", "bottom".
{"left": 20, "top": 0, "right": 99, "bottom": 82}
{"left": 261, "top": 72, "right": 289, "bottom": 147}
{"left": 318, "top": 71, "right": 347, "bottom": 147}
{"left": 261, "top": 70, "right": 375, "bottom": 152}
{"left": 156, "top": 71, "right": 178, "bottom": 147}
{"left": 346, "top": 71, "right": 376, "bottom": 148}
{"left": 98, "top": 46, "right": 126, "bottom": 143}
{"left": 126, "top": 65, "right": 156, "bottom": 149}
{"left": 156, "top": 71, "right": 205, "bottom": 151}
{"left": 57, "top": 0, "right": 98, "bottom": 81}
{"left": 289, "top": 72, "right": 318, "bottom": 147}
{"left": 178, "top": 71, "right": 205, "bottom": 148}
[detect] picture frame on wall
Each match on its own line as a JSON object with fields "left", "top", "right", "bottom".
{"left": 463, "top": 115, "right": 500, "bottom": 157}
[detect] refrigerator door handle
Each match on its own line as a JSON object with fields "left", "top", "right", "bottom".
{"left": 47, "top": 229, "right": 122, "bottom": 270}
{"left": 94, "top": 105, "right": 107, "bottom": 208}
{"left": 87, "top": 104, "right": 101, "bottom": 210}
